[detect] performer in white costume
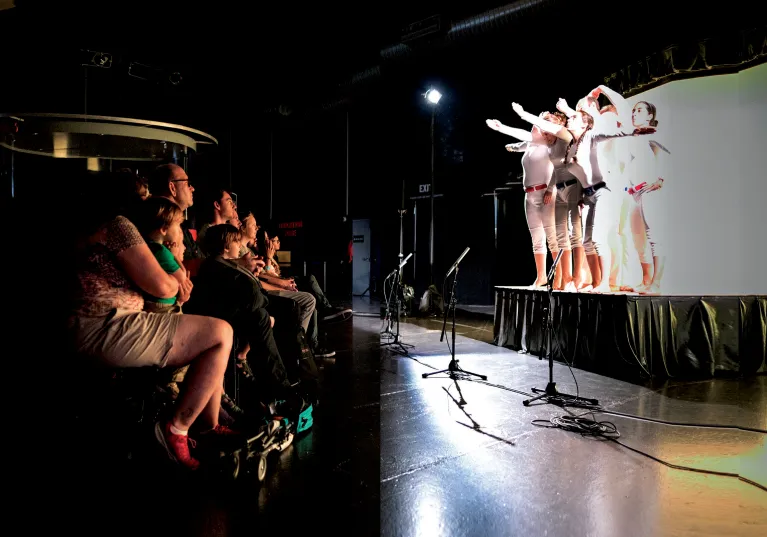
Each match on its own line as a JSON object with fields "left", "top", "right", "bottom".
{"left": 485, "top": 113, "right": 562, "bottom": 288}
{"left": 544, "top": 111, "right": 582, "bottom": 291}
{"left": 511, "top": 96, "right": 662, "bottom": 294}
{"left": 588, "top": 86, "right": 669, "bottom": 294}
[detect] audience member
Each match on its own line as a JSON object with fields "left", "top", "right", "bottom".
{"left": 68, "top": 170, "right": 235, "bottom": 470}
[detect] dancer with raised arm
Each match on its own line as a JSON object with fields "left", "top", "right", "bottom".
{"left": 557, "top": 94, "right": 634, "bottom": 291}
{"left": 511, "top": 101, "right": 623, "bottom": 293}
{"left": 485, "top": 113, "right": 563, "bottom": 288}
{"left": 546, "top": 109, "right": 584, "bottom": 291}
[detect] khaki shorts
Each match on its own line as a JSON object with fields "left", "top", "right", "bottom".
{"left": 70, "top": 308, "right": 182, "bottom": 369}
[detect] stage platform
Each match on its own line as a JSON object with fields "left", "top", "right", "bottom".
{"left": 493, "top": 286, "right": 767, "bottom": 381}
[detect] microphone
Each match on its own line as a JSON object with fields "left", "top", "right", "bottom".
{"left": 547, "top": 248, "right": 564, "bottom": 282}
{"left": 399, "top": 252, "right": 413, "bottom": 269}
{"left": 446, "top": 247, "right": 470, "bottom": 278}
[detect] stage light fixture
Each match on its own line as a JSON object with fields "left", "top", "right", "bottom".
{"left": 169, "top": 72, "right": 183, "bottom": 86}
{"left": 425, "top": 89, "right": 442, "bottom": 104}
{"left": 81, "top": 49, "right": 113, "bottom": 69}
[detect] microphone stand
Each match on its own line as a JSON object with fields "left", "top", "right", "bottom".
{"left": 381, "top": 253, "right": 414, "bottom": 356}
{"left": 523, "top": 249, "right": 598, "bottom": 407}
{"left": 423, "top": 247, "right": 487, "bottom": 381}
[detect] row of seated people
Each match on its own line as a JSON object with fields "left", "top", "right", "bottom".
{"left": 67, "top": 163, "right": 350, "bottom": 470}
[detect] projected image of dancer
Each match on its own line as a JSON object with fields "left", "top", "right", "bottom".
{"left": 586, "top": 86, "right": 670, "bottom": 294}
{"left": 624, "top": 101, "right": 669, "bottom": 294}
{"left": 511, "top": 100, "right": 623, "bottom": 293}
{"left": 485, "top": 114, "right": 563, "bottom": 288}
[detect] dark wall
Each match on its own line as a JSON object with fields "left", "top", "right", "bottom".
{"left": 2, "top": 1, "right": 756, "bottom": 306}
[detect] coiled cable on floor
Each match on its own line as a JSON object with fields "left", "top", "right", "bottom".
{"left": 533, "top": 414, "right": 620, "bottom": 438}
{"left": 533, "top": 413, "right": 767, "bottom": 493}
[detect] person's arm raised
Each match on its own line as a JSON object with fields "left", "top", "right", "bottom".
{"left": 486, "top": 119, "right": 533, "bottom": 142}
{"left": 512, "top": 103, "right": 572, "bottom": 143}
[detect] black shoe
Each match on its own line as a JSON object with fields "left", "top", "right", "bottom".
{"left": 314, "top": 347, "right": 336, "bottom": 359}
{"left": 221, "top": 392, "right": 247, "bottom": 420}
{"left": 321, "top": 307, "right": 352, "bottom": 322}
{"left": 237, "top": 359, "right": 256, "bottom": 381}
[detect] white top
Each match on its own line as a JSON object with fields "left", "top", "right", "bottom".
{"left": 620, "top": 134, "right": 671, "bottom": 188}
{"left": 508, "top": 141, "right": 554, "bottom": 189}
{"left": 549, "top": 138, "right": 577, "bottom": 186}
{"left": 566, "top": 124, "right": 636, "bottom": 188}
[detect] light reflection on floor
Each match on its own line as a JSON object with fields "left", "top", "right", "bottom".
{"left": 376, "top": 313, "right": 767, "bottom": 537}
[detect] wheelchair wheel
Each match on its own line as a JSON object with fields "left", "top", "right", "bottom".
{"left": 256, "top": 455, "right": 267, "bottom": 482}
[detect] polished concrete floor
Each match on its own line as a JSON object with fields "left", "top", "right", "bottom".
{"left": 39, "top": 297, "right": 765, "bottom": 537}
{"left": 376, "top": 301, "right": 767, "bottom": 537}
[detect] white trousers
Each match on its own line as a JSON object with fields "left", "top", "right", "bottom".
{"left": 632, "top": 190, "right": 663, "bottom": 259}
{"left": 554, "top": 182, "right": 583, "bottom": 251}
{"left": 525, "top": 189, "right": 557, "bottom": 255}
{"left": 582, "top": 186, "right": 619, "bottom": 256}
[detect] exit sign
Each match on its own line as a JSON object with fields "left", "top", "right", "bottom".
{"left": 419, "top": 184, "right": 431, "bottom": 193}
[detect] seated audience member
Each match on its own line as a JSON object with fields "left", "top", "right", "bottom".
{"left": 270, "top": 230, "right": 351, "bottom": 322}
{"left": 132, "top": 199, "right": 245, "bottom": 422}
{"left": 68, "top": 171, "right": 235, "bottom": 471}
{"left": 132, "top": 197, "right": 193, "bottom": 313}
{"left": 197, "top": 188, "right": 239, "bottom": 251}
{"left": 147, "top": 164, "right": 205, "bottom": 275}
{"left": 132, "top": 196, "right": 194, "bottom": 399}
{"left": 184, "top": 224, "right": 307, "bottom": 411}
{"left": 252, "top": 228, "right": 335, "bottom": 359}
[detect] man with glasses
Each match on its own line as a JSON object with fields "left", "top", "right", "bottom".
{"left": 148, "top": 164, "right": 205, "bottom": 275}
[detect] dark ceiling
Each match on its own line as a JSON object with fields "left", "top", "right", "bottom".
{"left": 4, "top": 1, "right": 530, "bottom": 113}
{"left": 3, "top": 0, "right": 757, "bottom": 126}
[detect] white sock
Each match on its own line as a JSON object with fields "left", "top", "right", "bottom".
{"left": 169, "top": 423, "right": 188, "bottom": 436}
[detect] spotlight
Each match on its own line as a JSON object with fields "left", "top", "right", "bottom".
{"left": 81, "top": 49, "right": 113, "bottom": 68}
{"left": 169, "top": 72, "right": 183, "bottom": 85}
{"left": 425, "top": 89, "right": 442, "bottom": 104}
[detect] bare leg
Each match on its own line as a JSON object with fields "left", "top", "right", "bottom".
{"left": 593, "top": 251, "right": 612, "bottom": 293}
{"left": 586, "top": 254, "right": 601, "bottom": 288}
{"left": 559, "top": 250, "right": 573, "bottom": 288}
{"left": 641, "top": 263, "right": 653, "bottom": 286}
{"left": 164, "top": 315, "right": 233, "bottom": 430}
{"left": 551, "top": 249, "right": 562, "bottom": 289}
{"left": 532, "top": 253, "right": 547, "bottom": 287}
{"left": 645, "top": 255, "right": 665, "bottom": 294}
{"left": 572, "top": 246, "right": 586, "bottom": 287}
{"left": 236, "top": 342, "right": 251, "bottom": 361}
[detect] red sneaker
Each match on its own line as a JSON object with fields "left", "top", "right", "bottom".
{"left": 207, "top": 424, "right": 240, "bottom": 436}
{"left": 154, "top": 421, "right": 200, "bottom": 470}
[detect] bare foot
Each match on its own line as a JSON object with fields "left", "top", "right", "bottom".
{"left": 640, "top": 283, "right": 661, "bottom": 295}
{"left": 591, "top": 284, "right": 611, "bottom": 294}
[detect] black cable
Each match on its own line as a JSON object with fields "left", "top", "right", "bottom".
{"left": 533, "top": 414, "right": 767, "bottom": 492}
{"left": 572, "top": 408, "right": 767, "bottom": 434}
{"left": 547, "top": 296, "right": 580, "bottom": 398}
{"left": 464, "top": 378, "right": 534, "bottom": 399}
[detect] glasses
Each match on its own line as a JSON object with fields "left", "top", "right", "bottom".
{"left": 171, "top": 179, "right": 192, "bottom": 186}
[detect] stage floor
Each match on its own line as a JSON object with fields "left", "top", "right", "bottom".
{"left": 379, "top": 318, "right": 767, "bottom": 537}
